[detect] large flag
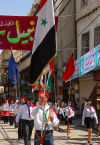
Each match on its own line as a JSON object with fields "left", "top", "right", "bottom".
{"left": 62, "top": 54, "right": 75, "bottom": 82}
{"left": 9, "top": 54, "right": 19, "bottom": 83}
{"left": 28, "top": 0, "right": 56, "bottom": 85}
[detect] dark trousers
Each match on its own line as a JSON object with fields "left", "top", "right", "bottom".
{"left": 18, "top": 119, "right": 23, "bottom": 138}
{"left": 22, "top": 120, "right": 34, "bottom": 145}
{"left": 9, "top": 116, "right": 14, "bottom": 126}
{"left": 34, "top": 130, "right": 54, "bottom": 145}
{"left": 3, "top": 116, "right": 9, "bottom": 123}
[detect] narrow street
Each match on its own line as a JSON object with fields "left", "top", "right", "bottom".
{"left": 0, "top": 120, "right": 100, "bottom": 145}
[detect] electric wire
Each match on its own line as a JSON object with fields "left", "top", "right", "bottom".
{"left": 57, "top": 13, "right": 100, "bottom": 56}
{"left": 58, "top": 0, "right": 72, "bottom": 33}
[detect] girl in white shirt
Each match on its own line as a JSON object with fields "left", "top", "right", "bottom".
{"left": 56, "top": 100, "right": 63, "bottom": 131}
{"left": 63, "top": 101, "right": 74, "bottom": 138}
{"left": 82, "top": 98, "right": 98, "bottom": 145}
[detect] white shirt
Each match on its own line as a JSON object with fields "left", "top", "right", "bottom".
{"left": 56, "top": 106, "right": 63, "bottom": 115}
{"left": 48, "top": 102, "right": 52, "bottom": 106}
{"left": 82, "top": 105, "right": 98, "bottom": 126}
{"left": 14, "top": 103, "right": 19, "bottom": 115}
{"left": 84, "top": 102, "right": 87, "bottom": 108}
{"left": 0, "top": 106, "right": 3, "bottom": 110}
{"left": 3, "top": 103, "right": 9, "bottom": 110}
{"left": 63, "top": 106, "right": 75, "bottom": 118}
{"left": 31, "top": 104, "right": 59, "bottom": 131}
{"left": 9, "top": 104, "right": 15, "bottom": 112}
{"left": 16, "top": 104, "right": 34, "bottom": 122}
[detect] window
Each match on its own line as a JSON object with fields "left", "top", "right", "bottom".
{"left": 94, "top": 26, "right": 100, "bottom": 47}
{"left": 82, "top": 32, "right": 89, "bottom": 55}
{"left": 81, "top": 0, "right": 88, "bottom": 8}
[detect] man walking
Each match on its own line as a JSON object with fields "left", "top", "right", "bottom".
{"left": 18, "top": 97, "right": 26, "bottom": 140}
{"left": 31, "top": 90, "right": 59, "bottom": 145}
{"left": 16, "top": 96, "right": 34, "bottom": 145}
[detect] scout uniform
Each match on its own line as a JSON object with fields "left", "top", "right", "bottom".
{"left": 14, "top": 100, "right": 19, "bottom": 128}
{"left": 3, "top": 99, "right": 9, "bottom": 124}
{"left": 9, "top": 100, "right": 14, "bottom": 126}
{"left": 82, "top": 105, "right": 98, "bottom": 128}
{"left": 31, "top": 91, "right": 59, "bottom": 145}
{"left": 18, "top": 97, "right": 26, "bottom": 140}
{"left": 63, "top": 106, "right": 75, "bottom": 125}
{"left": 16, "top": 96, "right": 34, "bottom": 145}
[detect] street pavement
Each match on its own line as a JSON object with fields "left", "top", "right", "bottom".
{"left": 0, "top": 118, "right": 100, "bottom": 145}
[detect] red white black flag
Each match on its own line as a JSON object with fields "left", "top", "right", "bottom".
{"left": 28, "top": 0, "right": 56, "bottom": 85}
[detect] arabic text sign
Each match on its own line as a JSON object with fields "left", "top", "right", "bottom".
{"left": 72, "top": 44, "right": 100, "bottom": 80}
{"left": 0, "top": 15, "right": 58, "bottom": 50}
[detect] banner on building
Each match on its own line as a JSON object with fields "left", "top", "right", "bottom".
{"left": 63, "top": 44, "right": 100, "bottom": 80}
{"left": 0, "top": 15, "right": 58, "bottom": 50}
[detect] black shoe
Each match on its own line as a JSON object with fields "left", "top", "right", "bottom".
{"left": 18, "top": 137, "right": 21, "bottom": 140}
{"left": 21, "top": 136, "right": 23, "bottom": 139}
{"left": 95, "top": 134, "right": 99, "bottom": 137}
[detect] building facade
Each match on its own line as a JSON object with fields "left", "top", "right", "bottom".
{"left": 76, "top": 0, "right": 100, "bottom": 113}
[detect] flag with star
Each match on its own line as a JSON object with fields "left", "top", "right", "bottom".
{"left": 28, "top": 0, "right": 56, "bottom": 85}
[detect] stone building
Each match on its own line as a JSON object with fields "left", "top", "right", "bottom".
{"left": 76, "top": 0, "right": 100, "bottom": 113}
{"left": 54, "top": 0, "right": 76, "bottom": 102}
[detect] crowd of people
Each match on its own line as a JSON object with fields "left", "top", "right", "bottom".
{"left": 0, "top": 93, "right": 99, "bottom": 145}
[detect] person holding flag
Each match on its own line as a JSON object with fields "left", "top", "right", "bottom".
{"left": 31, "top": 91, "right": 59, "bottom": 145}
{"left": 28, "top": 0, "right": 57, "bottom": 144}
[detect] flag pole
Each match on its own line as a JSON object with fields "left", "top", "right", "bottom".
{"left": 69, "top": 77, "right": 71, "bottom": 100}
{"left": 41, "top": 73, "right": 46, "bottom": 138}
{"left": 33, "top": 91, "right": 34, "bottom": 103}
{"left": 54, "top": 74, "right": 56, "bottom": 103}
{"left": 18, "top": 74, "right": 20, "bottom": 100}
{"left": 11, "top": 47, "right": 18, "bottom": 100}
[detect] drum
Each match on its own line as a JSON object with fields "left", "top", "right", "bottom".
{"left": 3, "top": 110, "right": 9, "bottom": 116}
{"left": 9, "top": 112, "right": 14, "bottom": 116}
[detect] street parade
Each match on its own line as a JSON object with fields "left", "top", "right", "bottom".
{"left": 0, "top": 0, "right": 100, "bottom": 145}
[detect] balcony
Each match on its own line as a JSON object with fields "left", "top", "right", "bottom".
{"left": 18, "top": 52, "right": 32, "bottom": 72}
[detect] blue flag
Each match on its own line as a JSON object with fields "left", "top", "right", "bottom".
{"left": 9, "top": 54, "right": 19, "bottom": 83}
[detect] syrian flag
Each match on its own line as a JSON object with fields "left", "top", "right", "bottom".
{"left": 28, "top": 0, "right": 56, "bottom": 85}
{"left": 62, "top": 54, "right": 75, "bottom": 82}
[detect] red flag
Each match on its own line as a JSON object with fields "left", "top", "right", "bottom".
{"left": 32, "top": 84, "right": 35, "bottom": 93}
{"left": 62, "top": 54, "right": 75, "bottom": 82}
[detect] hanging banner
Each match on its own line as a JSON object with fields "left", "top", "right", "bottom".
{"left": 63, "top": 44, "right": 100, "bottom": 80}
{"left": 0, "top": 15, "right": 58, "bottom": 50}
